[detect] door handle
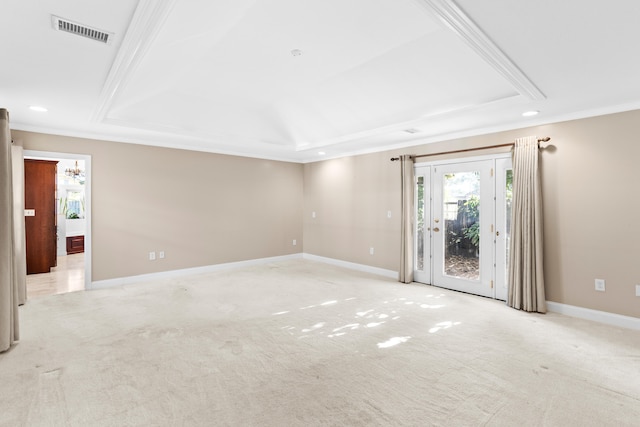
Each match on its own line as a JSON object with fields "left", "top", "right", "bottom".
{"left": 433, "top": 227, "right": 440, "bottom": 232}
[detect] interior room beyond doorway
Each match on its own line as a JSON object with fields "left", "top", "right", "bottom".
{"left": 23, "top": 150, "right": 92, "bottom": 298}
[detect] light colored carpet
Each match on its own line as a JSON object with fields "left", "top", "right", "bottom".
{"left": 1, "top": 260, "right": 639, "bottom": 426}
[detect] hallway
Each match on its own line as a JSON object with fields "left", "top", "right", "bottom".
{"left": 26, "top": 253, "right": 84, "bottom": 298}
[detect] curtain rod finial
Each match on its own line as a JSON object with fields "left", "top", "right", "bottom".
{"left": 538, "top": 136, "right": 551, "bottom": 142}
{"left": 390, "top": 157, "right": 400, "bottom": 161}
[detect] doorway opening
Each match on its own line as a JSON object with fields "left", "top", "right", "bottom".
{"left": 23, "top": 150, "right": 92, "bottom": 298}
{"left": 414, "top": 154, "right": 511, "bottom": 300}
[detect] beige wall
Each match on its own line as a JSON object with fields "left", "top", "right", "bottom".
{"left": 14, "top": 131, "right": 303, "bottom": 282}
{"left": 304, "top": 110, "right": 640, "bottom": 318}
{"left": 13, "top": 109, "right": 640, "bottom": 318}
{"left": 303, "top": 151, "right": 401, "bottom": 271}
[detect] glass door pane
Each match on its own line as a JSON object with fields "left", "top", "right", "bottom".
{"left": 432, "top": 161, "right": 493, "bottom": 297}
{"left": 442, "top": 171, "right": 480, "bottom": 281}
{"left": 414, "top": 166, "right": 430, "bottom": 284}
{"left": 495, "top": 158, "right": 512, "bottom": 300}
{"left": 417, "top": 175, "right": 425, "bottom": 271}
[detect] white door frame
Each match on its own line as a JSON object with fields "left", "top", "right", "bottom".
{"left": 414, "top": 153, "right": 511, "bottom": 300}
{"left": 413, "top": 166, "right": 431, "bottom": 284}
{"left": 495, "top": 157, "right": 512, "bottom": 300}
{"left": 24, "top": 150, "right": 92, "bottom": 289}
{"left": 432, "top": 159, "right": 494, "bottom": 297}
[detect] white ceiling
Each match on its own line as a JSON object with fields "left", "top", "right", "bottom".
{"left": 3, "top": 0, "right": 640, "bottom": 162}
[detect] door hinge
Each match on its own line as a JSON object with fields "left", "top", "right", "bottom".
{"left": 490, "top": 280, "right": 494, "bottom": 289}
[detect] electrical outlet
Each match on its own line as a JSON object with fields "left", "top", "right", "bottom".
{"left": 636, "top": 284, "right": 640, "bottom": 297}
{"left": 595, "top": 279, "right": 605, "bottom": 292}
{"left": 312, "top": 211, "right": 316, "bottom": 218}
{"left": 387, "top": 210, "right": 392, "bottom": 219}
{"left": 149, "top": 251, "right": 156, "bottom": 261}
{"left": 370, "top": 247, "right": 374, "bottom": 255}
{"left": 292, "top": 239, "right": 297, "bottom": 246}
{"left": 159, "top": 251, "right": 165, "bottom": 259}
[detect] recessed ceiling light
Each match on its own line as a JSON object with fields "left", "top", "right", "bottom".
{"left": 522, "top": 110, "right": 539, "bottom": 117}
{"left": 29, "top": 105, "right": 48, "bottom": 112}
{"left": 318, "top": 151, "right": 326, "bottom": 155}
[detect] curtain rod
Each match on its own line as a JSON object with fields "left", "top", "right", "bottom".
{"left": 390, "top": 136, "right": 550, "bottom": 161}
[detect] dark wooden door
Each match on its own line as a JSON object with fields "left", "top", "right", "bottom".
{"left": 24, "top": 159, "right": 58, "bottom": 274}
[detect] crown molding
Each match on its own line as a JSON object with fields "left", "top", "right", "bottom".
{"left": 295, "top": 93, "right": 522, "bottom": 152}
{"left": 91, "top": 0, "right": 177, "bottom": 123}
{"left": 415, "top": 0, "right": 545, "bottom": 101}
{"left": 10, "top": 121, "right": 297, "bottom": 163}
{"left": 14, "top": 98, "right": 640, "bottom": 165}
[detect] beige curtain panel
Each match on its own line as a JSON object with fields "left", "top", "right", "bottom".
{"left": 508, "top": 136, "right": 546, "bottom": 313}
{"left": 1, "top": 108, "right": 20, "bottom": 352}
{"left": 12, "top": 142, "right": 26, "bottom": 306}
{"left": 399, "top": 155, "right": 414, "bottom": 283}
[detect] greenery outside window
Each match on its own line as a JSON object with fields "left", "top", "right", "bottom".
{"left": 60, "top": 190, "right": 85, "bottom": 219}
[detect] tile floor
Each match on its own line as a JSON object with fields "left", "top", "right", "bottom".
{"left": 26, "top": 253, "right": 85, "bottom": 298}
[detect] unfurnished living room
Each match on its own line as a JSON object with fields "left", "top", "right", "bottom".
{"left": 1, "top": 1, "right": 639, "bottom": 426}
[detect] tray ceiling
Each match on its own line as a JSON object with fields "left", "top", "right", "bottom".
{"left": 3, "top": 0, "right": 640, "bottom": 162}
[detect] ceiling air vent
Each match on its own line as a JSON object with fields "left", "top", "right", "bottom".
{"left": 51, "top": 15, "right": 113, "bottom": 44}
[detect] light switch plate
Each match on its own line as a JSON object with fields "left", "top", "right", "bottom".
{"left": 25, "top": 209, "right": 35, "bottom": 216}
{"left": 636, "top": 284, "right": 640, "bottom": 297}
{"left": 595, "top": 279, "right": 605, "bottom": 292}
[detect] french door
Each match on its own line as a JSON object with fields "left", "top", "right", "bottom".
{"left": 414, "top": 156, "right": 512, "bottom": 300}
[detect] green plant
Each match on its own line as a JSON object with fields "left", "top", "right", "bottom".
{"left": 461, "top": 195, "right": 479, "bottom": 221}
{"left": 463, "top": 222, "right": 480, "bottom": 246}
{"left": 60, "top": 192, "right": 85, "bottom": 219}
{"left": 460, "top": 195, "right": 480, "bottom": 249}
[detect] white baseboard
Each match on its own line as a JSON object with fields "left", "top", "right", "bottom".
{"left": 90, "top": 257, "right": 637, "bottom": 331}
{"left": 546, "top": 301, "right": 640, "bottom": 331}
{"left": 88, "top": 253, "right": 303, "bottom": 290}
{"left": 88, "top": 253, "right": 396, "bottom": 290}
{"left": 302, "top": 253, "right": 398, "bottom": 280}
